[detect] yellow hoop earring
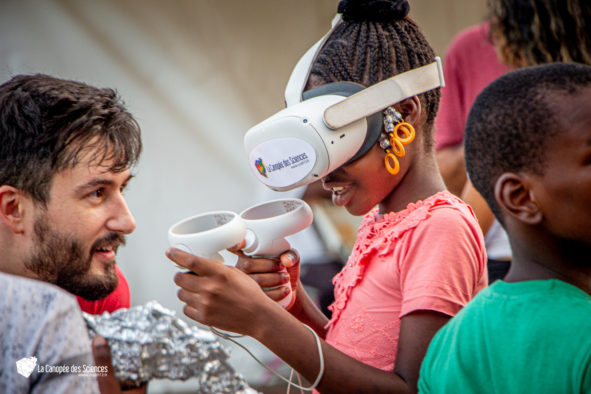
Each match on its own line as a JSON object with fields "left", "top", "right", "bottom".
{"left": 381, "top": 107, "right": 416, "bottom": 176}
{"left": 394, "top": 122, "right": 415, "bottom": 144}
{"left": 389, "top": 135, "right": 406, "bottom": 157}
{"left": 384, "top": 149, "right": 400, "bottom": 175}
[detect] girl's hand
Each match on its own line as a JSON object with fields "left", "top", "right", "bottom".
{"left": 168, "top": 247, "right": 278, "bottom": 336}
{"left": 229, "top": 244, "right": 301, "bottom": 309}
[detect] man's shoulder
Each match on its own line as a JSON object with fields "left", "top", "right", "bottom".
{"left": 0, "top": 272, "right": 76, "bottom": 301}
{"left": 0, "top": 272, "right": 80, "bottom": 317}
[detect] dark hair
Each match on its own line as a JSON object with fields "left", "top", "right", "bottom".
{"left": 307, "top": 0, "right": 440, "bottom": 149}
{"left": 0, "top": 74, "right": 142, "bottom": 204}
{"left": 465, "top": 62, "right": 591, "bottom": 221}
{"left": 488, "top": 0, "right": 591, "bottom": 67}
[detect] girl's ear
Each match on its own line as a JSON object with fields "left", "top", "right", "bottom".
{"left": 0, "top": 185, "right": 28, "bottom": 234}
{"left": 395, "top": 96, "right": 421, "bottom": 125}
{"left": 494, "top": 173, "right": 542, "bottom": 225}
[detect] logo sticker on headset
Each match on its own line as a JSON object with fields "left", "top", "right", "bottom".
{"left": 249, "top": 138, "right": 316, "bottom": 188}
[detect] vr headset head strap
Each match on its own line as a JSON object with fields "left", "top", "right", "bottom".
{"left": 284, "top": 14, "right": 343, "bottom": 107}
{"left": 323, "top": 58, "right": 445, "bottom": 129}
{"left": 303, "top": 82, "right": 383, "bottom": 164}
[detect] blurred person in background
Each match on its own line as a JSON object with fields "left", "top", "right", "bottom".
{"left": 434, "top": 0, "right": 591, "bottom": 282}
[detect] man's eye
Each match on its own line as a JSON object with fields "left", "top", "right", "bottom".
{"left": 91, "top": 188, "right": 105, "bottom": 198}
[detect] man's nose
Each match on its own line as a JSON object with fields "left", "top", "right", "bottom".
{"left": 107, "top": 194, "right": 136, "bottom": 234}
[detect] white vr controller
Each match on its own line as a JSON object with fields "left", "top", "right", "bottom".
{"left": 168, "top": 198, "right": 314, "bottom": 308}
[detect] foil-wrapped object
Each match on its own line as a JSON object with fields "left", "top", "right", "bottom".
{"left": 83, "top": 300, "right": 258, "bottom": 393}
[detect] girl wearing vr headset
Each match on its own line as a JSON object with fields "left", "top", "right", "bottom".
{"left": 169, "top": 0, "right": 487, "bottom": 392}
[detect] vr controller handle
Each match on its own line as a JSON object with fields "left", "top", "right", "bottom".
{"left": 171, "top": 243, "right": 225, "bottom": 263}
{"left": 243, "top": 231, "right": 293, "bottom": 309}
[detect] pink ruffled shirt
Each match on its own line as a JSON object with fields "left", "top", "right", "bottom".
{"left": 325, "top": 191, "right": 487, "bottom": 371}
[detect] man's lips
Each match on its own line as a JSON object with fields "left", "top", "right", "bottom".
{"left": 92, "top": 244, "right": 119, "bottom": 261}
{"left": 91, "top": 233, "right": 125, "bottom": 261}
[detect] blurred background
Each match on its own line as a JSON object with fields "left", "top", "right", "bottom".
{"left": 0, "top": 0, "right": 487, "bottom": 392}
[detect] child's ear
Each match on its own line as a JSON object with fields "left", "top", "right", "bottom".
{"left": 494, "top": 173, "right": 542, "bottom": 225}
{"left": 0, "top": 185, "right": 28, "bottom": 234}
{"left": 396, "top": 96, "right": 421, "bottom": 125}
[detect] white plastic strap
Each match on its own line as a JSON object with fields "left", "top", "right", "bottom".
{"left": 284, "top": 14, "right": 343, "bottom": 107}
{"left": 323, "top": 57, "right": 445, "bottom": 129}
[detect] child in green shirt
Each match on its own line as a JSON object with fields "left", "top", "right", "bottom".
{"left": 419, "top": 62, "right": 591, "bottom": 393}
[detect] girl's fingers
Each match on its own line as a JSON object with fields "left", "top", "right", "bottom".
{"left": 280, "top": 249, "right": 300, "bottom": 268}
{"left": 249, "top": 271, "right": 290, "bottom": 288}
{"left": 227, "top": 239, "right": 247, "bottom": 254}
{"left": 235, "top": 255, "right": 283, "bottom": 274}
{"left": 263, "top": 285, "right": 292, "bottom": 303}
{"left": 166, "top": 248, "right": 220, "bottom": 276}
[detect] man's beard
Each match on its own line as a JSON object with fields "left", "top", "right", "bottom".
{"left": 24, "top": 214, "right": 123, "bottom": 300}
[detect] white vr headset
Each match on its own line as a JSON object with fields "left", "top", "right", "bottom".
{"left": 244, "top": 14, "right": 445, "bottom": 191}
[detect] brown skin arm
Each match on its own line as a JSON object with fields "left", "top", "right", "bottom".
{"left": 232, "top": 246, "right": 329, "bottom": 336}
{"left": 169, "top": 248, "right": 449, "bottom": 393}
{"left": 436, "top": 145, "right": 467, "bottom": 197}
{"left": 394, "top": 311, "right": 450, "bottom": 391}
{"left": 91, "top": 336, "right": 148, "bottom": 393}
{"left": 461, "top": 178, "right": 495, "bottom": 235}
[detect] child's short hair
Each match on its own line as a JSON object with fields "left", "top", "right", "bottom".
{"left": 465, "top": 62, "right": 591, "bottom": 221}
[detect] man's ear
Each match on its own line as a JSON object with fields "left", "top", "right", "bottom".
{"left": 0, "top": 185, "right": 28, "bottom": 234}
{"left": 395, "top": 96, "right": 421, "bottom": 126}
{"left": 494, "top": 173, "right": 542, "bottom": 225}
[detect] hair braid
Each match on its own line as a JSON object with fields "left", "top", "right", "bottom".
{"left": 307, "top": 2, "right": 440, "bottom": 150}
{"left": 366, "top": 24, "right": 381, "bottom": 84}
{"left": 376, "top": 24, "right": 394, "bottom": 79}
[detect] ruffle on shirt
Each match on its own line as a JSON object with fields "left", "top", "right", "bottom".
{"left": 325, "top": 191, "right": 465, "bottom": 328}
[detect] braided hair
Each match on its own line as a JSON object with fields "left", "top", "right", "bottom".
{"left": 488, "top": 0, "right": 591, "bottom": 67}
{"left": 307, "top": 0, "right": 440, "bottom": 149}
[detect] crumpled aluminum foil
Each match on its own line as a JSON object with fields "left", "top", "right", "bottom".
{"left": 83, "top": 300, "right": 258, "bottom": 393}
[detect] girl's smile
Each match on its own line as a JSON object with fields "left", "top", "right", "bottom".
{"left": 322, "top": 180, "right": 356, "bottom": 207}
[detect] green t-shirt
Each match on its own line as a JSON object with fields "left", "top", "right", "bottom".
{"left": 419, "top": 280, "right": 591, "bottom": 393}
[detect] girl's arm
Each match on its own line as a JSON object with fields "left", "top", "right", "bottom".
{"left": 169, "top": 248, "right": 423, "bottom": 394}
{"left": 286, "top": 280, "right": 330, "bottom": 336}
{"left": 234, "top": 249, "right": 330, "bottom": 336}
{"left": 394, "top": 311, "right": 451, "bottom": 392}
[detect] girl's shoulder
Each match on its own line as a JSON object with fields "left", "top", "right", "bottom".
{"left": 356, "top": 191, "right": 481, "bottom": 252}
{"left": 364, "top": 191, "right": 474, "bottom": 231}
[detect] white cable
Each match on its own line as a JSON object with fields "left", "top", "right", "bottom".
{"left": 210, "top": 324, "right": 325, "bottom": 392}
{"left": 285, "top": 367, "right": 306, "bottom": 394}
{"left": 286, "top": 368, "right": 295, "bottom": 394}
